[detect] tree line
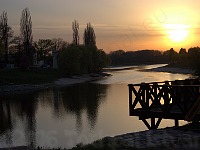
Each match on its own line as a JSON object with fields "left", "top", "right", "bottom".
{"left": 109, "top": 49, "right": 167, "bottom": 65}
{"left": 109, "top": 48, "right": 200, "bottom": 74}
{"left": 0, "top": 8, "right": 110, "bottom": 75}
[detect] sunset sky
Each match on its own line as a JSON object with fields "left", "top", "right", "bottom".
{"left": 1, "top": 0, "right": 200, "bottom": 53}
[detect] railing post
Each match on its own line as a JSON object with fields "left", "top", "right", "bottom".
{"left": 175, "top": 119, "right": 179, "bottom": 127}
{"left": 128, "top": 84, "right": 133, "bottom": 115}
{"left": 146, "top": 84, "right": 149, "bottom": 109}
{"left": 163, "top": 84, "right": 169, "bottom": 116}
{"left": 141, "top": 82, "right": 146, "bottom": 108}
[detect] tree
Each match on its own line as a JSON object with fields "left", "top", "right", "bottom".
{"left": 0, "top": 11, "right": 13, "bottom": 63}
{"left": 163, "top": 48, "right": 178, "bottom": 65}
{"left": 34, "top": 39, "right": 54, "bottom": 60}
{"left": 58, "top": 45, "right": 81, "bottom": 75}
{"left": 179, "top": 48, "right": 187, "bottom": 55}
{"left": 188, "top": 47, "right": 200, "bottom": 73}
{"left": 20, "top": 8, "right": 33, "bottom": 58}
{"left": 95, "top": 49, "right": 110, "bottom": 72}
{"left": 9, "top": 36, "right": 23, "bottom": 65}
{"left": 178, "top": 48, "right": 188, "bottom": 67}
{"left": 52, "top": 38, "right": 68, "bottom": 52}
{"left": 83, "top": 23, "right": 96, "bottom": 46}
{"left": 9, "top": 36, "right": 22, "bottom": 54}
{"left": 72, "top": 20, "right": 79, "bottom": 45}
{"left": 58, "top": 45, "right": 109, "bottom": 75}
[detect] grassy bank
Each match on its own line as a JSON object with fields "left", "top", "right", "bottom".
{"left": 0, "top": 69, "right": 64, "bottom": 85}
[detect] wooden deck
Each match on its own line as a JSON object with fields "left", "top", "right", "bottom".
{"left": 128, "top": 79, "right": 200, "bottom": 129}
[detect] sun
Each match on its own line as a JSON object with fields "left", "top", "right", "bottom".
{"left": 164, "top": 24, "right": 189, "bottom": 42}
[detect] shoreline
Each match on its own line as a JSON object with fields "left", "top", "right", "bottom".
{"left": 0, "top": 73, "right": 111, "bottom": 94}
{"left": 0, "top": 65, "right": 195, "bottom": 94}
{"left": 54, "top": 73, "right": 111, "bottom": 87}
{"left": 141, "top": 65, "right": 195, "bottom": 74}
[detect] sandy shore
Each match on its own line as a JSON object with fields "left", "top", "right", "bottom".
{"left": 143, "top": 65, "right": 195, "bottom": 74}
{"left": 54, "top": 73, "right": 110, "bottom": 87}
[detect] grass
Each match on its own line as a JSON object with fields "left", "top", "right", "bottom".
{"left": 0, "top": 68, "right": 64, "bottom": 85}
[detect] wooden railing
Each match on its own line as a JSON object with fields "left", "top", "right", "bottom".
{"left": 128, "top": 79, "right": 200, "bottom": 129}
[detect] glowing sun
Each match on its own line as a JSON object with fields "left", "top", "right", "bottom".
{"left": 164, "top": 24, "right": 189, "bottom": 42}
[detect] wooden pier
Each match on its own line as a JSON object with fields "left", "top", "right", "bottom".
{"left": 128, "top": 79, "right": 200, "bottom": 130}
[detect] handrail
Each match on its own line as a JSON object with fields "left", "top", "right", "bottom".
{"left": 129, "top": 79, "right": 200, "bottom": 120}
{"left": 128, "top": 79, "right": 199, "bottom": 86}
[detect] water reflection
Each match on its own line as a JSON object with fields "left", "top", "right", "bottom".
{"left": 0, "top": 83, "right": 108, "bottom": 148}
{"left": 60, "top": 84, "right": 107, "bottom": 130}
{"left": 0, "top": 92, "right": 38, "bottom": 147}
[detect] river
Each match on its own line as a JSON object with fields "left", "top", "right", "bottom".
{"left": 0, "top": 64, "right": 194, "bottom": 149}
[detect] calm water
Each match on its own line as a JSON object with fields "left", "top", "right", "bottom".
{"left": 0, "top": 65, "right": 194, "bottom": 148}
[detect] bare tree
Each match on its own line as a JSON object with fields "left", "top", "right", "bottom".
{"left": 72, "top": 20, "right": 79, "bottom": 45}
{"left": 20, "top": 8, "right": 33, "bottom": 58}
{"left": 83, "top": 23, "right": 96, "bottom": 46}
{"left": 52, "top": 38, "right": 68, "bottom": 52}
{"left": 0, "top": 11, "right": 12, "bottom": 63}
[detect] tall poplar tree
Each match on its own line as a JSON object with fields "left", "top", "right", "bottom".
{"left": 72, "top": 20, "right": 79, "bottom": 45}
{"left": 20, "top": 8, "right": 33, "bottom": 58}
{"left": 0, "top": 11, "right": 12, "bottom": 63}
{"left": 83, "top": 23, "right": 96, "bottom": 46}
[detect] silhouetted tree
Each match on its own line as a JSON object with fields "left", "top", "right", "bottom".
{"left": 178, "top": 48, "right": 188, "bottom": 67}
{"left": 58, "top": 45, "right": 81, "bottom": 75}
{"left": 109, "top": 49, "right": 166, "bottom": 65}
{"left": 58, "top": 45, "right": 109, "bottom": 75}
{"left": 83, "top": 23, "right": 96, "bottom": 46}
{"left": 0, "top": 11, "right": 13, "bottom": 63}
{"left": 8, "top": 36, "right": 23, "bottom": 65}
{"left": 179, "top": 48, "right": 187, "bottom": 55}
{"left": 95, "top": 49, "right": 110, "bottom": 71}
{"left": 52, "top": 38, "right": 68, "bottom": 52}
{"left": 34, "top": 39, "right": 53, "bottom": 60}
{"left": 9, "top": 36, "right": 22, "bottom": 54}
{"left": 188, "top": 47, "right": 200, "bottom": 73}
{"left": 20, "top": 8, "right": 33, "bottom": 60}
{"left": 72, "top": 20, "right": 79, "bottom": 45}
{"left": 161, "top": 48, "right": 179, "bottom": 66}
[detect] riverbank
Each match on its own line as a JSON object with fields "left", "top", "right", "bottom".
{"left": 54, "top": 73, "right": 110, "bottom": 87}
{"left": 142, "top": 64, "right": 195, "bottom": 74}
{"left": 0, "top": 73, "right": 111, "bottom": 94}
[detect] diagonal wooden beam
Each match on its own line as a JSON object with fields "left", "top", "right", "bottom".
{"left": 142, "top": 119, "right": 151, "bottom": 130}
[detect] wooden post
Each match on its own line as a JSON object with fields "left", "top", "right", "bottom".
{"left": 128, "top": 84, "right": 133, "bottom": 115}
{"left": 151, "top": 118, "right": 156, "bottom": 129}
{"left": 142, "top": 119, "right": 151, "bottom": 130}
{"left": 163, "top": 85, "right": 169, "bottom": 116}
{"left": 141, "top": 82, "right": 146, "bottom": 105}
{"left": 175, "top": 119, "right": 179, "bottom": 127}
{"left": 146, "top": 84, "right": 149, "bottom": 108}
